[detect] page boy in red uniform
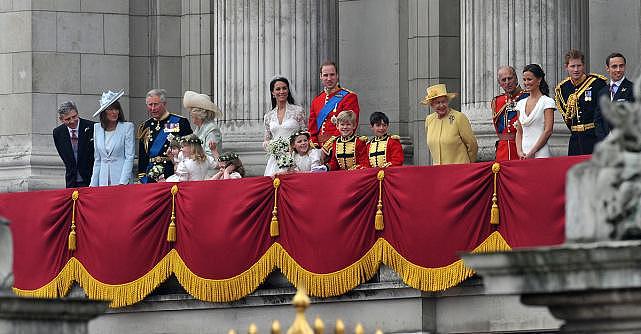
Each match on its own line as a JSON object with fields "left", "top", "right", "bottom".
{"left": 318, "top": 110, "right": 368, "bottom": 171}
{"left": 367, "top": 112, "right": 404, "bottom": 168}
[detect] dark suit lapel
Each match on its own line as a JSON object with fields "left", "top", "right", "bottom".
{"left": 614, "top": 79, "right": 633, "bottom": 101}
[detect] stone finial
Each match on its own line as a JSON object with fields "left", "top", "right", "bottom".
{"left": 566, "top": 76, "right": 641, "bottom": 241}
{"left": 0, "top": 216, "right": 13, "bottom": 293}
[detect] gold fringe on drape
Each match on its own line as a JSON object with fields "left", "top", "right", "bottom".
{"left": 171, "top": 247, "right": 277, "bottom": 303}
{"left": 13, "top": 252, "right": 174, "bottom": 308}
{"left": 275, "top": 242, "right": 382, "bottom": 298}
{"left": 381, "top": 231, "right": 511, "bottom": 291}
{"left": 13, "top": 233, "right": 511, "bottom": 307}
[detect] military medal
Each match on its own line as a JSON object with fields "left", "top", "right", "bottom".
{"left": 585, "top": 90, "right": 592, "bottom": 102}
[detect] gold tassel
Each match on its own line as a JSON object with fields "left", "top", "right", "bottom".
{"left": 271, "top": 178, "right": 281, "bottom": 237}
{"left": 490, "top": 162, "right": 500, "bottom": 225}
{"left": 68, "top": 190, "right": 79, "bottom": 251}
{"left": 167, "top": 185, "right": 178, "bottom": 242}
{"left": 375, "top": 170, "right": 385, "bottom": 231}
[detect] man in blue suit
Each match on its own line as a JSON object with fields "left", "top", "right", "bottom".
{"left": 53, "top": 101, "right": 95, "bottom": 188}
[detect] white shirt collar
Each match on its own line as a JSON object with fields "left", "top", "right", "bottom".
{"left": 611, "top": 77, "right": 625, "bottom": 87}
{"left": 67, "top": 122, "right": 80, "bottom": 136}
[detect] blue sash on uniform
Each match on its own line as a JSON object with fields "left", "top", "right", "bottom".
{"left": 141, "top": 114, "right": 180, "bottom": 183}
{"left": 316, "top": 89, "right": 348, "bottom": 131}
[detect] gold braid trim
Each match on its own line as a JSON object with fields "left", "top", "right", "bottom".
{"left": 381, "top": 231, "right": 511, "bottom": 291}
{"left": 276, "top": 242, "right": 382, "bottom": 298}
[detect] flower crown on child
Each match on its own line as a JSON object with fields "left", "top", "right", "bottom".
{"left": 179, "top": 136, "right": 203, "bottom": 145}
{"left": 219, "top": 152, "right": 239, "bottom": 162}
{"left": 289, "top": 129, "right": 311, "bottom": 142}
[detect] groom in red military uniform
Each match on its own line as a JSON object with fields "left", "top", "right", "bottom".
{"left": 490, "top": 66, "right": 528, "bottom": 161}
{"left": 308, "top": 61, "right": 360, "bottom": 148}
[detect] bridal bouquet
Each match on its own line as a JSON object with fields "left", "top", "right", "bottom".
{"left": 267, "top": 137, "right": 295, "bottom": 169}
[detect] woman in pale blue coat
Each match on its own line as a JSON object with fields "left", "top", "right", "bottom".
{"left": 90, "top": 90, "right": 135, "bottom": 186}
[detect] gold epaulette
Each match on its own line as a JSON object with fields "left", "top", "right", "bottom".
{"left": 341, "top": 87, "right": 357, "bottom": 96}
{"left": 322, "top": 136, "right": 336, "bottom": 152}
{"left": 358, "top": 135, "right": 368, "bottom": 142}
{"left": 590, "top": 73, "right": 608, "bottom": 82}
{"left": 390, "top": 134, "right": 400, "bottom": 140}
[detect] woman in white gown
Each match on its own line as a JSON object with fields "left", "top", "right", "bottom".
{"left": 263, "top": 76, "right": 307, "bottom": 176}
{"left": 515, "top": 64, "right": 555, "bottom": 159}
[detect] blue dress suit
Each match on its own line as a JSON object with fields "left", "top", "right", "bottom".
{"left": 90, "top": 122, "right": 135, "bottom": 186}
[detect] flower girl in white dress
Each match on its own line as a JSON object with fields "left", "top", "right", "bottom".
{"left": 290, "top": 130, "right": 322, "bottom": 172}
{"left": 165, "top": 134, "right": 210, "bottom": 182}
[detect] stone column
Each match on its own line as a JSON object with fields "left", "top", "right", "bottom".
{"left": 460, "top": 0, "right": 590, "bottom": 161}
{"left": 184, "top": 0, "right": 337, "bottom": 175}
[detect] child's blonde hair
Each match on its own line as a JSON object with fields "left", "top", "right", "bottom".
{"left": 335, "top": 110, "right": 357, "bottom": 125}
{"left": 180, "top": 134, "right": 207, "bottom": 162}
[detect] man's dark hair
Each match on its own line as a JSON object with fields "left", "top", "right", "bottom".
{"left": 370, "top": 111, "right": 389, "bottom": 126}
{"left": 605, "top": 52, "right": 626, "bottom": 66}
{"left": 319, "top": 60, "right": 338, "bottom": 74}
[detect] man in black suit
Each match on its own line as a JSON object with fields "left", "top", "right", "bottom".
{"left": 53, "top": 101, "right": 95, "bottom": 188}
{"left": 595, "top": 52, "right": 635, "bottom": 140}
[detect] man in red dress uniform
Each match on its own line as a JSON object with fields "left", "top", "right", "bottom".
{"left": 490, "top": 66, "right": 529, "bottom": 161}
{"left": 308, "top": 61, "right": 360, "bottom": 148}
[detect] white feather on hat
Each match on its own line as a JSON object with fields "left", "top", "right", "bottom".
{"left": 183, "top": 91, "right": 223, "bottom": 118}
{"left": 93, "top": 90, "right": 125, "bottom": 117}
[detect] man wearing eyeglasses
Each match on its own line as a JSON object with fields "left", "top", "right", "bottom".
{"left": 137, "top": 89, "right": 193, "bottom": 183}
{"left": 52, "top": 101, "right": 96, "bottom": 188}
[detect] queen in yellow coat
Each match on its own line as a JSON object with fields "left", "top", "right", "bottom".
{"left": 421, "top": 84, "right": 478, "bottom": 165}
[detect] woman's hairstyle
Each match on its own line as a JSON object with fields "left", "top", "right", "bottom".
{"left": 523, "top": 64, "right": 550, "bottom": 96}
{"left": 180, "top": 134, "right": 206, "bottom": 162}
{"left": 190, "top": 107, "right": 216, "bottom": 123}
{"left": 289, "top": 130, "right": 311, "bottom": 155}
{"left": 99, "top": 100, "right": 126, "bottom": 129}
{"left": 269, "top": 76, "right": 296, "bottom": 109}
{"left": 219, "top": 152, "right": 246, "bottom": 177}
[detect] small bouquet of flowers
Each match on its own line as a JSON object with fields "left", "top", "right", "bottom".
{"left": 147, "top": 164, "right": 165, "bottom": 181}
{"left": 266, "top": 137, "right": 295, "bottom": 170}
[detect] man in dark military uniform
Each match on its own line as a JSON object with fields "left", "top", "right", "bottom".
{"left": 555, "top": 49, "right": 607, "bottom": 155}
{"left": 137, "top": 88, "right": 193, "bottom": 183}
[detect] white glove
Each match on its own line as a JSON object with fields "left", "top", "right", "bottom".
{"left": 311, "top": 165, "right": 328, "bottom": 172}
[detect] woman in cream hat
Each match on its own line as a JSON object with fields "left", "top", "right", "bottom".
{"left": 421, "top": 84, "right": 478, "bottom": 165}
{"left": 183, "top": 91, "right": 223, "bottom": 164}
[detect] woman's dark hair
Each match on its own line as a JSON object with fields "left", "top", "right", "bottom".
{"left": 269, "top": 77, "right": 296, "bottom": 109}
{"left": 523, "top": 64, "right": 549, "bottom": 96}
{"left": 99, "top": 100, "right": 125, "bottom": 129}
